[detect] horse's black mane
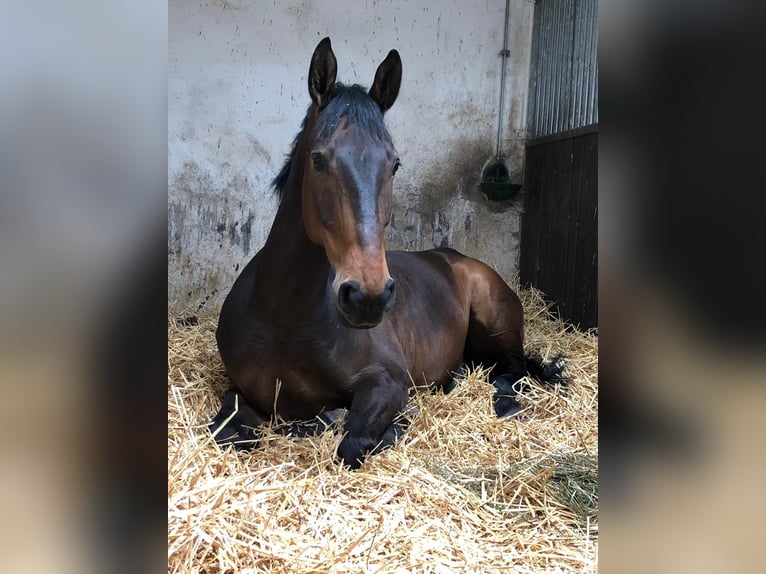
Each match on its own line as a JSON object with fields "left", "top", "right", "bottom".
{"left": 271, "top": 83, "right": 391, "bottom": 201}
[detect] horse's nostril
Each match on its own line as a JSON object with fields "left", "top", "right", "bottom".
{"left": 338, "top": 280, "right": 361, "bottom": 310}
{"left": 382, "top": 278, "right": 396, "bottom": 307}
{"left": 338, "top": 279, "right": 395, "bottom": 326}
{"left": 384, "top": 278, "right": 395, "bottom": 298}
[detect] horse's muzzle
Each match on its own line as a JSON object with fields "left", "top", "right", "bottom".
{"left": 337, "top": 278, "right": 396, "bottom": 328}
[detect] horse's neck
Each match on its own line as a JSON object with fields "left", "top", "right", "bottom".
{"left": 250, "top": 111, "right": 335, "bottom": 318}
{"left": 261, "top": 198, "right": 327, "bottom": 278}
{"left": 253, "top": 170, "right": 333, "bottom": 318}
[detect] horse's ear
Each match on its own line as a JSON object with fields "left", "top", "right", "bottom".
{"left": 308, "top": 37, "right": 337, "bottom": 109}
{"left": 369, "top": 49, "right": 402, "bottom": 113}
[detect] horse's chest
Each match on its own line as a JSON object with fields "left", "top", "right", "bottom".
{"left": 237, "top": 356, "right": 351, "bottom": 419}
{"left": 237, "top": 320, "right": 398, "bottom": 414}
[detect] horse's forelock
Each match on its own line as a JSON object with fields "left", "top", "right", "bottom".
{"left": 272, "top": 83, "right": 391, "bottom": 202}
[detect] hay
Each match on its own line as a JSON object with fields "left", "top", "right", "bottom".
{"left": 168, "top": 287, "right": 598, "bottom": 573}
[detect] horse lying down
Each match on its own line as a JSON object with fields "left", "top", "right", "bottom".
{"left": 211, "top": 37, "right": 565, "bottom": 469}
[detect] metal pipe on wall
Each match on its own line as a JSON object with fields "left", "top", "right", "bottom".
{"left": 495, "top": 0, "right": 512, "bottom": 160}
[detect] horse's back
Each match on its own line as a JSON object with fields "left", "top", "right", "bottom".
{"left": 386, "top": 246, "right": 519, "bottom": 307}
{"left": 386, "top": 248, "right": 482, "bottom": 329}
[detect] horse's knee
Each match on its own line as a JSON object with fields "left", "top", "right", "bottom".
{"left": 338, "top": 369, "right": 409, "bottom": 468}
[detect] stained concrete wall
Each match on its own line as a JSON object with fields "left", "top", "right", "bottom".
{"left": 169, "top": 0, "right": 534, "bottom": 311}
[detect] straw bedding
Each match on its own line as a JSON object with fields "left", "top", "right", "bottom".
{"left": 168, "top": 288, "right": 598, "bottom": 573}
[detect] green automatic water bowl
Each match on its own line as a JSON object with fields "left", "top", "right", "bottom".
{"left": 480, "top": 161, "right": 521, "bottom": 201}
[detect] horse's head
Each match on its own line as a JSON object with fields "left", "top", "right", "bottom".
{"left": 301, "top": 38, "right": 402, "bottom": 328}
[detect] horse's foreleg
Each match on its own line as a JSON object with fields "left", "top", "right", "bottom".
{"left": 209, "top": 388, "right": 265, "bottom": 450}
{"left": 337, "top": 365, "right": 409, "bottom": 469}
{"left": 375, "top": 401, "right": 420, "bottom": 450}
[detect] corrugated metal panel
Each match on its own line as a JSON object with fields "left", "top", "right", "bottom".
{"left": 527, "top": 0, "right": 598, "bottom": 138}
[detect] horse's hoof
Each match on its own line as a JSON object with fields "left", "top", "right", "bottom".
{"left": 493, "top": 395, "right": 523, "bottom": 417}
{"left": 318, "top": 408, "right": 346, "bottom": 427}
{"left": 401, "top": 402, "right": 420, "bottom": 420}
{"left": 337, "top": 434, "right": 377, "bottom": 469}
{"left": 441, "top": 378, "right": 458, "bottom": 394}
{"left": 209, "top": 420, "right": 260, "bottom": 450}
{"left": 489, "top": 373, "right": 526, "bottom": 417}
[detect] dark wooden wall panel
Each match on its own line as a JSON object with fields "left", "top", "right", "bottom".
{"left": 520, "top": 130, "right": 597, "bottom": 329}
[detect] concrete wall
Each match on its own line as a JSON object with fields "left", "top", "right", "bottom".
{"left": 169, "top": 0, "right": 535, "bottom": 311}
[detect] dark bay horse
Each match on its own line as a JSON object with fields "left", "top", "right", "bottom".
{"left": 213, "top": 38, "right": 564, "bottom": 468}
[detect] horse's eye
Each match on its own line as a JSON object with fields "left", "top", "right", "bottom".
{"left": 393, "top": 159, "right": 402, "bottom": 176}
{"left": 311, "top": 152, "right": 328, "bottom": 172}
